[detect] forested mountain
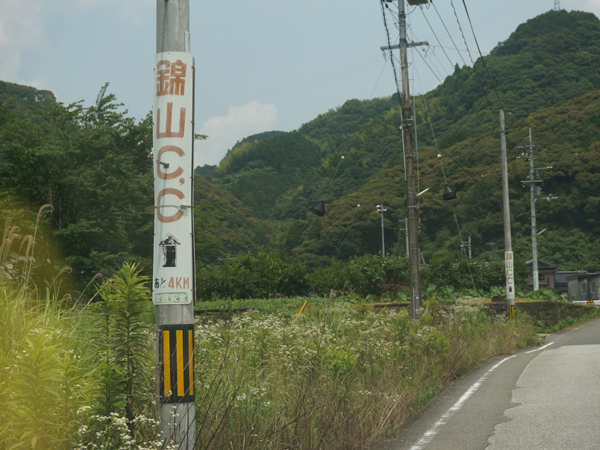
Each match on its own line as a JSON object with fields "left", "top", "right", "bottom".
{"left": 197, "top": 9, "right": 600, "bottom": 271}
{"left": 1, "top": 10, "right": 599, "bottom": 293}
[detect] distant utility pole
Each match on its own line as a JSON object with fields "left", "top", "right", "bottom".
{"left": 554, "top": 0, "right": 561, "bottom": 11}
{"left": 500, "top": 110, "right": 515, "bottom": 318}
{"left": 461, "top": 236, "right": 472, "bottom": 260}
{"left": 153, "top": 1, "right": 196, "bottom": 448}
{"left": 517, "top": 129, "right": 555, "bottom": 292}
{"left": 381, "top": 0, "right": 428, "bottom": 320}
{"left": 376, "top": 204, "right": 387, "bottom": 257}
{"left": 517, "top": 129, "right": 541, "bottom": 291}
{"left": 487, "top": 241, "right": 497, "bottom": 260}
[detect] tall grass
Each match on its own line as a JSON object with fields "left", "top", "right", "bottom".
{"left": 193, "top": 298, "right": 538, "bottom": 449}
{"left": 0, "top": 213, "right": 86, "bottom": 449}
{"left": 0, "top": 215, "right": 159, "bottom": 450}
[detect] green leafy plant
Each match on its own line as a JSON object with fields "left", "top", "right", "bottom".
{"left": 85, "top": 263, "right": 154, "bottom": 433}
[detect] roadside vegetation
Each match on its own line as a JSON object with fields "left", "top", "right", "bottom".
{"left": 192, "top": 300, "right": 538, "bottom": 449}
{"left": 535, "top": 308, "right": 600, "bottom": 334}
{"left": 1, "top": 216, "right": 542, "bottom": 450}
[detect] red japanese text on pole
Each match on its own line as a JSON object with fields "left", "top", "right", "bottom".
{"left": 152, "top": 52, "right": 195, "bottom": 305}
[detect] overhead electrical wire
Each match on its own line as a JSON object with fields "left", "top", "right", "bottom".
{"left": 460, "top": 0, "right": 505, "bottom": 111}
{"left": 412, "top": 1, "right": 511, "bottom": 270}
{"left": 373, "top": 1, "right": 511, "bottom": 267}
{"left": 415, "top": 52, "right": 479, "bottom": 282}
{"left": 419, "top": 5, "right": 455, "bottom": 69}
{"left": 429, "top": 44, "right": 483, "bottom": 61}
{"left": 292, "top": 0, "right": 510, "bottom": 269}
{"left": 412, "top": 49, "right": 444, "bottom": 86}
{"left": 431, "top": 1, "right": 468, "bottom": 67}
{"left": 428, "top": 49, "right": 451, "bottom": 82}
{"left": 405, "top": 2, "right": 503, "bottom": 189}
{"left": 409, "top": 44, "right": 422, "bottom": 210}
{"left": 413, "top": 65, "right": 482, "bottom": 187}
{"left": 413, "top": 62, "right": 476, "bottom": 286}
{"left": 276, "top": 59, "right": 392, "bottom": 285}
{"left": 325, "top": 0, "right": 435, "bottom": 260}
{"left": 449, "top": 0, "right": 502, "bottom": 129}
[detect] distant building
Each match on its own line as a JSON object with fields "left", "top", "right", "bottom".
{"left": 554, "top": 271, "right": 581, "bottom": 295}
{"left": 525, "top": 259, "right": 556, "bottom": 290}
{"left": 567, "top": 272, "right": 600, "bottom": 302}
{"left": 524, "top": 260, "right": 582, "bottom": 296}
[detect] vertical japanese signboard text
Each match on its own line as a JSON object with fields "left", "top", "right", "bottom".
{"left": 153, "top": 52, "right": 195, "bottom": 305}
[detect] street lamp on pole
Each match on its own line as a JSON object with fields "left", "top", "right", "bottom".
{"left": 376, "top": 204, "right": 387, "bottom": 257}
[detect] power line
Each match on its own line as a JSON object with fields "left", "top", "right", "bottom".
{"left": 413, "top": 49, "right": 444, "bottom": 85}
{"left": 450, "top": 0, "right": 502, "bottom": 128}
{"left": 460, "top": 0, "right": 505, "bottom": 111}
{"left": 432, "top": 1, "right": 468, "bottom": 67}
{"left": 419, "top": 5, "right": 455, "bottom": 70}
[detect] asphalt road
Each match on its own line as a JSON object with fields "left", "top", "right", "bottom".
{"left": 375, "top": 317, "right": 600, "bottom": 450}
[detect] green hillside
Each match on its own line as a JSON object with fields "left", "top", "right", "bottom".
{"left": 200, "top": 9, "right": 600, "bottom": 271}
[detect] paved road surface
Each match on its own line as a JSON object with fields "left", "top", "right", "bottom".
{"left": 375, "top": 317, "right": 600, "bottom": 450}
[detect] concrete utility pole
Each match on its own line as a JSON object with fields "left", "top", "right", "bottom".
{"left": 377, "top": 204, "right": 387, "bottom": 257}
{"left": 529, "top": 138, "right": 540, "bottom": 291}
{"left": 500, "top": 110, "right": 516, "bottom": 318}
{"left": 517, "top": 129, "right": 541, "bottom": 291}
{"left": 381, "top": 0, "right": 428, "bottom": 320}
{"left": 153, "top": 1, "right": 196, "bottom": 448}
{"left": 518, "top": 130, "right": 555, "bottom": 292}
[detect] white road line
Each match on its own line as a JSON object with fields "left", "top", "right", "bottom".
{"left": 526, "top": 342, "right": 553, "bottom": 353}
{"left": 409, "top": 355, "right": 516, "bottom": 450}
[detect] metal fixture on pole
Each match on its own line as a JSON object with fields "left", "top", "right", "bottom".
{"left": 500, "top": 110, "right": 515, "bottom": 318}
{"left": 153, "top": 1, "right": 196, "bottom": 448}
{"left": 381, "top": 0, "right": 428, "bottom": 320}
{"left": 376, "top": 204, "right": 387, "bottom": 257}
{"left": 399, "top": 218, "right": 409, "bottom": 257}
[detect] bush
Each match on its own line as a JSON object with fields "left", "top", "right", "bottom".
{"left": 197, "top": 250, "right": 310, "bottom": 300}
{"left": 422, "top": 258, "right": 526, "bottom": 292}
{"left": 309, "top": 255, "right": 410, "bottom": 298}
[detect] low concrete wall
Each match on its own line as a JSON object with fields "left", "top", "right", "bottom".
{"left": 485, "top": 301, "right": 597, "bottom": 328}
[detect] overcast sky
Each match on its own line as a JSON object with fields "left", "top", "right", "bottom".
{"left": 3, "top": 0, "right": 599, "bottom": 167}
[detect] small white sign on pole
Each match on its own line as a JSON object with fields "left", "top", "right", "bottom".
{"left": 152, "top": 51, "right": 195, "bottom": 305}
{"left": 505, "top": 251, "right": 516, "bottom": 301}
